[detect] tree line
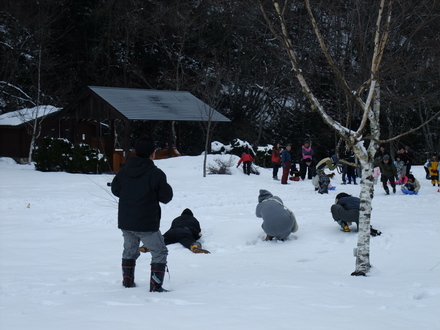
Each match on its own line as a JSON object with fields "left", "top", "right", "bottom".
{"left": 1, "top": 0, "right": 438, "bottom": 161}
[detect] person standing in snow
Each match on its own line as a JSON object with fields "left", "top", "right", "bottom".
{"left": 374, "top": 145, "right": 390, "bottom": 160}
{"left": 427, "top": 155, "right": 439, "bottom": 187}
{"left": 140, "top": 208, "right": 210, "bottom": 254}
{"left": 111, "top": 136, "right": 173, "bottom": 292}
{"left": 395, "top": 147, "right": 409, "bottom": 177}
{"left": 394, "top": 155, "right": 406, "bottom": 184}
{"left": 340, "top": 151, "right": 357, "bottom": 185}
{"left": 255, "top": 189, "right": 298, "bottom": 241}
{"left": 299, "top": 141, "right": 315, "bottom": 180}
{"left": 374, "top": 154, "right": 398, "bottom": 195}
{"left": 281, "top": 144, "right": 292, "bottom": 184}
{"left": 237, "top": 152, "right": 254, "bottom": 175}
{"left": 404, "top": 145, "right": 415, "bottom": 174}
{"left": 271, "top": 143, "right": 283, "bottom": 180}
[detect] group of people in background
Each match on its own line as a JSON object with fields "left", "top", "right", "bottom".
{"left": 270, "top": 141, "right": 316, "bottom": 184}
{"left": 372, "top": 144, "right": 439, "bottom": 195}
{"left": 267, "top": 141, "right": 437, "bottom": 195}
{"left": 270, "top": 141, "right": 339, "bottom": 194}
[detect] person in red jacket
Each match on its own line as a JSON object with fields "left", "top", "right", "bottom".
{"left": 237, "top": 152, "right": 254, "bottom": 175}
{"left": 271, "top": 143, "right": 282, "bottom": 180}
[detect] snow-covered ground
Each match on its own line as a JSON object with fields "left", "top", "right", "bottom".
{"left": 0, "top": 155, "right": 439, "bottom": 330}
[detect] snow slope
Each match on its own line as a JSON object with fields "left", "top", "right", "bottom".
{"left": 0, "top": 155, "right": 439, "bottom": 330}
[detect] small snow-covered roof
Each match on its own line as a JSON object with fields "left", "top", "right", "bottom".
{"left": 0, "top": 106, "right": 60, "bottom": 126}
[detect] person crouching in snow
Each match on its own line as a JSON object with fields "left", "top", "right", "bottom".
{"left": 401, "top": 174, "right": 421, "bottom": 194}
{"left": 237, "top": 152, "right": 254, "bottom": 175}
{"left": 255, "top": 189, "right": 298, "bottom": 241}
{"left": 331, "top": 193, "right": 381, "bottom": 236}
{"left": 312, "top": 172, "right": 335, "bottom": 191}
{"left": 331, "top": 193, "right": 360, "bottom": 232}
{"left": 140, "top": 208, "right": 210, "bottom": 254}
{"left": 315, "top": 155, "right": 339, "bottom": 194}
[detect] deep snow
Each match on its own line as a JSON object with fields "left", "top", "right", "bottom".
{"left": 0, "top": 155, "right": 439, "bottom": 330}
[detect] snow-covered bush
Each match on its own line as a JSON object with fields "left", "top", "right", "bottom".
{"left": 207, "top": 157, "right": 235, "bottom": 175}
{"left": 211, "top": 139, "right": 272, "bottom": 168}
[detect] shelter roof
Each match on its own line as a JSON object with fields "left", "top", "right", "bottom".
{"left": 61, "top": 86, "right": 230, "bottom": 122}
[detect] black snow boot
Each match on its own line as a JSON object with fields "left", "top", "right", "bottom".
{"left": 370, "top": 226, "right": 382, "bottom": 237}
{"left": 150, "top": 263, "right": 168, "bottom": 292}
{"left": 122, "top": 258, "right": 136, "bottom": 288}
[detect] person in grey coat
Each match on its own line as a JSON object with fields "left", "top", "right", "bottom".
{"left": 255, "top": 189, "right": 298, "bottom": 241}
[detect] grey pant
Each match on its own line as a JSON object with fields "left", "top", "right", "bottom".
{"left": 331, "top": 204, "right": 359, "bottom": 228}
{"left": 122, "top": 230, "right": 168, "bottom": 264}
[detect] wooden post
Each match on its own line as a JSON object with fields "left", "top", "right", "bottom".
{"left": 168, "top": 121, "right": 174, "bottom": 157}
{"left": 123, "top": 120, "right": 131, "bottom": 160}
{"left": 109, "top": 119, "right": 115, "bottom": 171}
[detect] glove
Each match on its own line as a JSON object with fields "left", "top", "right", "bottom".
{"left": 283, "top": 163, "right": 286, "bottom": 168}
{"left": 236, "top": 165, "right": 239, "bottom": 168}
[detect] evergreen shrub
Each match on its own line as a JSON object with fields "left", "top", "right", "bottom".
{"left": 34, "top": 137, "right": 107, "bottom": 173}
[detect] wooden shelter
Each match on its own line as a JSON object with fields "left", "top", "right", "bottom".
{"left": 56, "top": 86, "right": 230, "bottom": 170}
{"left": 0, "top": 105, "right": 62, "bottom": 161}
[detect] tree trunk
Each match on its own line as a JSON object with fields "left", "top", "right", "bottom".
{"left": 203, "top": 120, "right": 212, "bottom": 178}
{"left": 352, "top": 154, "right": 374, "bottom": 275}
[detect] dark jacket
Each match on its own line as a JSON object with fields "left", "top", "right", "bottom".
{"left": 337, "top": 196, "right": 360, "bottom": 210}
{"left": 395, "top": 152, "right": 410, "bottom": 165}
{"left": 111, "top": 156, "right": 173, "bottom": 232}
{"left": 169, "top": 208, "right": 202, "bottom": 240}
{"left": 374, "top": 159, "right": 397, "bottom": 178}
{"left": 281, "top": 149, "right": 292, "bottom": 168}
{"left": 374, "top": 148, "right": 390, "bottom": 160}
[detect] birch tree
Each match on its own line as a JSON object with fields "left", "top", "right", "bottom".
{"left": 259, "top": 0, "right": 440, "bottom": 275}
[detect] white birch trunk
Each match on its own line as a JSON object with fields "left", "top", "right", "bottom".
{"left": 351, "top": 149, "right": 374, "bottom": 275}
{"left": 28, "top": 47, "right": 42, "bottom": 164}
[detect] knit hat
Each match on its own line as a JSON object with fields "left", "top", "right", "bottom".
{"left": 383, "top": 154, "right": 390, "bottom": 161}
{"left": 182, "top": 208, "right": 193, "bottom": 216}
{"left": 258, "top": 189, "right": 273, "bottom": 203}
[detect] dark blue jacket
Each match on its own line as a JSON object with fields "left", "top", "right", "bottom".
{"left": 111, "top": 157, "right": 173, "bottom": 232}
{"left": 337, "top": 196, "right": 360, "bottom": 210}
{"left": 281, "top": 149, "right": 291, "bottom": 168}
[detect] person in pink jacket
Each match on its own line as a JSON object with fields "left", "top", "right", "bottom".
{"left": 300, "top": 141, "right": 315, "bottom": 180}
